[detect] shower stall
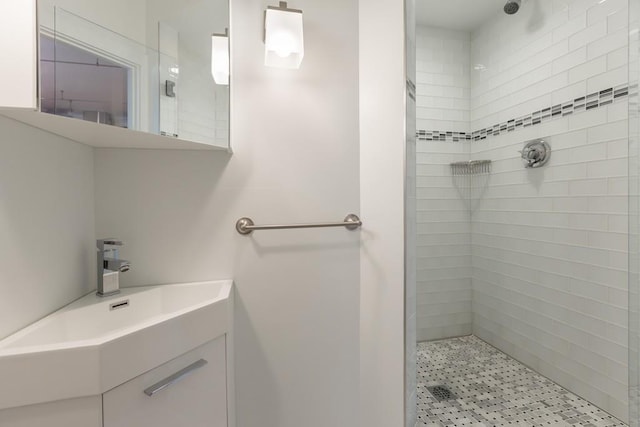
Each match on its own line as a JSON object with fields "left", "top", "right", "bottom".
{"left": 408, "top": 0, "right": 638, "bottom": 424}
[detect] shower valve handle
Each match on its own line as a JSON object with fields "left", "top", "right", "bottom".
{"left": 520, "top": 140, "right": 551, "bottom": 168}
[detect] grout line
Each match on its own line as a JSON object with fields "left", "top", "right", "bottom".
{"left": 471, "top": 329, "right": 628, "bottom": 390}
{"left": 473, "top": 295, "right": 628, "bottom": 354}
{"left": 472, "top": 253, "right": 627, "bottom": 291}
{"left": 473, "top": 278, "right": 628, "bottom": 334}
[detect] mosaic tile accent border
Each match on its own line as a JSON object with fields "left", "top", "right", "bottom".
{"left": 417, "top": 130, "right": 472, "bottom": 142}
{"left": 407, "top": 79, "right": 417, "bottom": 102}
{"left": 417, "top": 336, "right": 627, "bottom": 426}
{"left": 417, "top": 84, "right": 631, "bottom": 143}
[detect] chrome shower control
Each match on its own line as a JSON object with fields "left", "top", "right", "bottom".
{"left": 520, "top": 139, "right": 550, "bottom": 168}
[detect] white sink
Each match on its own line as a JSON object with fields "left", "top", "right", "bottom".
{"left": 0, "top": 280, "right": 233, "bottom": 411}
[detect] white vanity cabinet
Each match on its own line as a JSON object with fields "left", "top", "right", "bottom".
{"left": 0, "top": 397, "right": 102, "bottom": 427}
{"left": 0, "top": 336, "right": 230, "bottom": 427}
{"left": 103, "top": 336, "right": 228, "bottom": 427}
{"left": 0, "top": 281, "right": 234, "bottom": 427}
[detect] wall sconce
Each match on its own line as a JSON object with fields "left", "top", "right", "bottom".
{"left": 211, "top": 29, "right": 229, "bottom": 85}
{"left": 264, "top": 2, "right": 304, "bottom": 69}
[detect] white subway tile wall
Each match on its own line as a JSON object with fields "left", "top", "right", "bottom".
{"left": 417, "top": 26, "right": 471, "bottom": 133}
{"left": 415, "top": 0, "right": 630, "bottom": 421}
{"left": 157, "top": 42, "right": 229, "bottom": 146}
{"left": 470, "top": 0, "right": 629, "bottom": 421}
{"left": 416, "top": 26, "right": 473, "bottom": 342}
{"left": 177, "top": 39, "right": 230, "bottom": 146}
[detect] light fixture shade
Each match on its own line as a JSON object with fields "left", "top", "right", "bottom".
{"left": 264, "top": 4, "right": 304, "bottom": 69}
{"left": 211, "top": 33, "right": 230, "bottom": 85}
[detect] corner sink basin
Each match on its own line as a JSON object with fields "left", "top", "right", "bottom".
{"left": 0, "top": 281, "right": 230, "bottom": 351}
{"left": 0, "top": 280, "right": 233, "bottom": 411}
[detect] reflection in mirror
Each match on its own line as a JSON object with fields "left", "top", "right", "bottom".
{"left": 40, "top": 35, "right": 131, "bottom": 128}
{"left": 37, "top": 0, "right": 230, "bottom": 149}
{"left": 157, "top": 1, "right": 230, "bottom": 147}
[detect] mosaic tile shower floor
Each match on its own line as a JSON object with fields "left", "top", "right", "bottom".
{"left": 417, "top": 336, "right": 626, "bottom": 427}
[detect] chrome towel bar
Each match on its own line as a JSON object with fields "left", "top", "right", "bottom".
{"left": 236, "top": 214, "right": 362, "bottom": 235}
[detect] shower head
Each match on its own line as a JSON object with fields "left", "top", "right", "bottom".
{"left": 504, "top": 0, "right": 521, "bottom": 14}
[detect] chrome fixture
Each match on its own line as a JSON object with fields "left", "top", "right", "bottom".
{"left": 236, "top": 214, "right": 362, "bottom": 235}
{"left": 450, "top": 160, "right": 492, "bottom": 176}
{"left": 520, "top": 139, "right": 551, "bottom": 168}
{"left": 504, "top": 0, "right": 521, "bottom": 14}
{"left": 144, "top": 359, "right": 208, "bottom": 397}
{"left": 97, "top": 239, "right": 131, "bottom": 297}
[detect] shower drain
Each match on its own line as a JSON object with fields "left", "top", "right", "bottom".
{"left": 427, "top": 385, "right": 457, "bottom": 402}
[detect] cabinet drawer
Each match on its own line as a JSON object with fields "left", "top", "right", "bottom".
{"left": 103, "top": 336, "right": 227, "bottom": 427}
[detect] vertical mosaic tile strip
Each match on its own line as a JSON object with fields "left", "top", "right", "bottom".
{"left": 417, "top": 336, "right": 627, "bottom": 426}
{"left": 416, "top": 84, "right": 630, "bottom": 143}
{"left": 407, "top": 79, "right": 417, "bottom": 102}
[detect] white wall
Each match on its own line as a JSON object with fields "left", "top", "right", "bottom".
{"left": 415, "top": 26, "right": 472, "bottom": 341}
{"left": 0, "top": 116, "right": 95, "bottom": 340}
{"left": 359, "top": 0, "right": 407, "bottom": 426}
{"left": 469, "top": 0, "right": 629, "bottom": 420}
{"left": 95, "top": 2, "right": 360, "bottom": 427}
{"left": 0, "top": 2, "right": 408, "bottom": 426}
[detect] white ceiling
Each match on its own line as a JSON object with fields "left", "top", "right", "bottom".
{"left": 416, "top": 0, "right": 508, "bottom": 32}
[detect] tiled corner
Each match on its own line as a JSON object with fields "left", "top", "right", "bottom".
{"left": 415, "top": 0, "right": 630, "bottom": 419}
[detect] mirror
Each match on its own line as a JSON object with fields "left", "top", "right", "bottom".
{"left": 37, "top": 0, "right": 230, "bottom": 149}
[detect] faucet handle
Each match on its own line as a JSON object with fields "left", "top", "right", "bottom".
{"left": 97, "top": 239, "right": 123, "bottom": 251}
{"left": 99, "top": 239, "right": 123, "bottom": 245}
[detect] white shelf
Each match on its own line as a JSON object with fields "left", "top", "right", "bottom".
{"left": 0, "top": 109, "right": 229, "bottom": 151}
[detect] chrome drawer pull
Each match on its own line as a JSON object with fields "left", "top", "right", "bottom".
{"left": 143, "top": 359, "right": 208, "bottom": 397}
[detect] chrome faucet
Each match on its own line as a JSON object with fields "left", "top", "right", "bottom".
{"left": 97, "top": 239, "right": 131, "bottom": 296}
